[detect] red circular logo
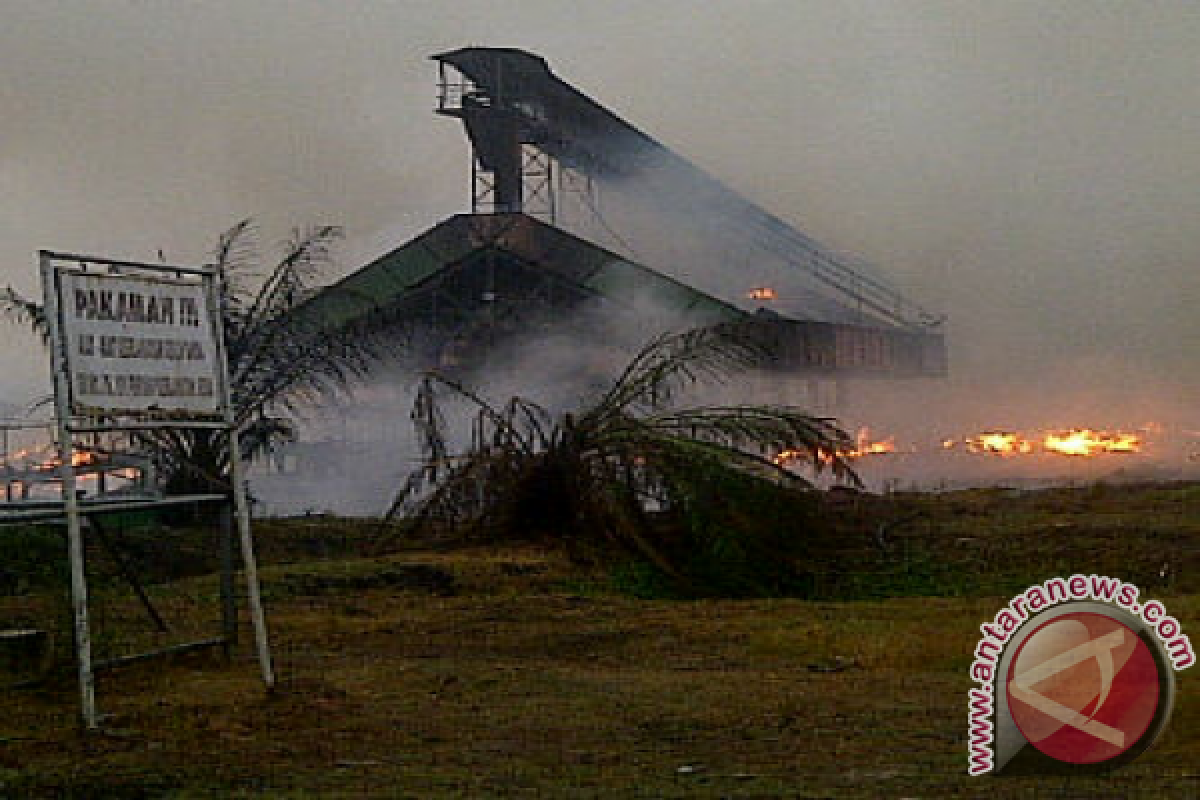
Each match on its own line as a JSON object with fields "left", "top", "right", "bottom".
{"left": 1006, "top": 611, "right": 1161, "bottom": 764}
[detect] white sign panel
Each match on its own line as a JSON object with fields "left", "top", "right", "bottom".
{"left": 58, "top": 270, "right": 221, "bottom": 415}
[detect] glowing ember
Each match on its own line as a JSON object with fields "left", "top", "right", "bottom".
{"left": 71, "top": 451, "right": 100, "bottom": 467}
{"left": 746, "top": 287, "right": 777, "bottom": 301}
{"left": 772, "top": 448, "right": 804, "bottom": 466}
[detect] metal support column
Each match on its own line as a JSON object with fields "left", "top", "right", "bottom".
{"left": 219, "top": 504, "right": 238, "bottom": 654}
{"left": 227, "top": 428, "right": 274, "bottom": 688}
{"left": 40, "top": 252, "right": 98, "bottom": 730}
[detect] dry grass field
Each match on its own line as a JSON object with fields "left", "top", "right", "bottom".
{"left": 2, "top": 484, "right": 1198, "bottom": 797}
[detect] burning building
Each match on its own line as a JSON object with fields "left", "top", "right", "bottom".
{"left": 257, "top": 48, "right": 948, "bottom": 513}
{"left": 296, "top": 212, "right": 944, "bottom": 384}
{"left": 299, "top": 47, "right": 946, "bottom": 387}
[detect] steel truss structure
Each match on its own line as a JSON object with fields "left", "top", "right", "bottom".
{"left": 434, "top": 47, "right": 945, "bottom": 334}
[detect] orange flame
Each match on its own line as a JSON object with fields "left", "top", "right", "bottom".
{"left": 964, "top": 432, "right": 1035, "bottom": 456}
{"left": 71, "top": 451, "right": 100, "bottom": 467}
{"left": 1041, "top": 429, "right": 1141, "bottom": 456}
{"left": 850, "top": 427, "right": 896, "bottom": 457}
{"left": 746, "top": 287, "right": 777, "bottom": 301}
{"left": 944, "top": 428, "right": 1143, "bottom": 457}
{"left": 4, "top": 447, "right": 106, "bottom": 474}
{"left": 772, "top": 448, "right": 804, "bottom": 466}
{"left": 773, "top": 423, "right": 1162, "bottom": 469}
{"left": 773, "top": 427, "right": 896, "bottom": 466}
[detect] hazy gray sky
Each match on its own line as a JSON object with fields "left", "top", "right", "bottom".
{"left": 2, "top": 1, "right": 1197, "bottom": 416}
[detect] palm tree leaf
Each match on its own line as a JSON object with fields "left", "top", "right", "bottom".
{"left": 0, "top": 287, "right": 51, "bottom": 343}
{"left": 386, "top": 317, "right": 860, "bottom": 592}
{"left": 589, "top": 319, "right": 773, "bottom": 422}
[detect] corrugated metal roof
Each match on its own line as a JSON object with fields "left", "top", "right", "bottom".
{"left": 295, "top": 213, "right": 744, "bottom": 331}
{"left": 582, "top": 259, "right": 740, "bottom": 319}
{"left": 287, "top": 212, "right": 945, "bottom": 378}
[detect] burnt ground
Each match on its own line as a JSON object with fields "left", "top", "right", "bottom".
{"left": 1, "top": 483, "right": 1198, "bottom": 798}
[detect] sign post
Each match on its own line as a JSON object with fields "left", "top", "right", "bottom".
{"left": 38, "top": 250, "right": 274, "bottom": 729}
{"left": 40, "top": 252, "right": 97, "bottom": 728}
{"left": 206, "top": 267, "right": 274, "bottom": 688}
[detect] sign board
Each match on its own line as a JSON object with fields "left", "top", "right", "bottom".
{"left": 56, "top": 270, "right": 221, "bottom": 416}
{"left": 38, "top": 250, "right": 274, "bottom": 731}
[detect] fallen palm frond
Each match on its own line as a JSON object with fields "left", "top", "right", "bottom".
{"left": 382, "top": 320, "right": 857, "bottom": 594}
